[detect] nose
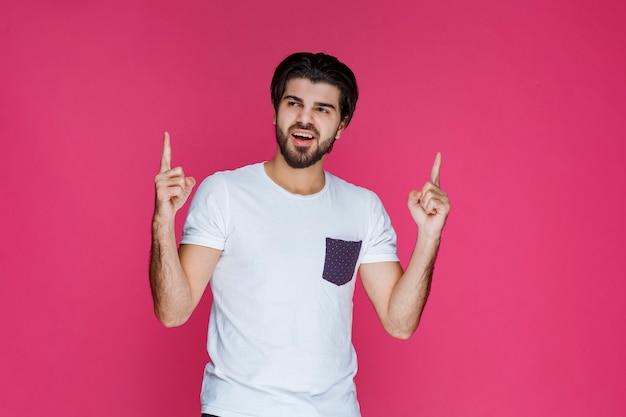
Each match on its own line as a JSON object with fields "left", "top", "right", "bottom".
{"left": 295, "top": 106, "right": 313, "bottom": 126}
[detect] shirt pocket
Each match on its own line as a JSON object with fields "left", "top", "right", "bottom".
{"left": 322, "top": 237, "right": 363, "bottom": 286}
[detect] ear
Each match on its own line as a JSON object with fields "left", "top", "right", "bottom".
{"left": 334, "top": 117, "right": 348, "bottom": 139}
{"left": 272, "top": 111, "right": 277, "bottom": 126}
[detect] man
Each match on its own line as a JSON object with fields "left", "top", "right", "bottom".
{"left": 150, "top": 52, "right": 450, "bottom": 417}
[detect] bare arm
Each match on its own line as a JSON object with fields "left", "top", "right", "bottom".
{"left": 149, "top": 132, "right": 221, "bottom": 327}
{"left": 360, "top": 153, "right": 450, "bottom": 339}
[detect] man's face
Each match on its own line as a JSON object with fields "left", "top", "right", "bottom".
{"left": 274, "top": 77, "right": 346, "bottom": 169}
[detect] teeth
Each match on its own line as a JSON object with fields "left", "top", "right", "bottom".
{"left": 293, "top": 132, "right": 313, "bottom": 139}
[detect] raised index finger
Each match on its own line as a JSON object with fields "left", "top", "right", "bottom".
{"left": 160, "top": 131, "right": 172, "bottom": 173}
{"left": 430, "top": 152, "right": 442, "bottom": 187}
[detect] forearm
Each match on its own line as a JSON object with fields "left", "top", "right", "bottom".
{"left": 149, "top": 216, "right": 194, "bottom": 327}
{"left": 386, "top": 234, "right": 440, "bottom": 339}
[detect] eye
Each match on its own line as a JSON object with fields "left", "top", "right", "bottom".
{"left": 317, "top": 107, "right": 329, "bottom": 113}
{"left": 288, "top": 101, "right": 301, "bottom": 108}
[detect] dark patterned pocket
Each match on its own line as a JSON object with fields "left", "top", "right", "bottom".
{"left": 322, "top": 238, "right": 362, "bottom": 286}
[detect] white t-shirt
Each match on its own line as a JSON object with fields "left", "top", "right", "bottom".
{"left": 181, "top": 163, "right": 399, "bottom": 417}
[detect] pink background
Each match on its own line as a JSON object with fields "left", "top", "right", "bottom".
{"left": 2, "top": 0, "right": 625, "bottom": 416}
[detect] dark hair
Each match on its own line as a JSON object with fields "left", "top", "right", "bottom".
{"left": 271, "top": 52, "right": 359, "bottom": 126}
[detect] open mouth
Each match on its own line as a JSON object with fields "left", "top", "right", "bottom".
{"left": 291, "top": 131, "right": 315, "bottom": 146}
{"left": 293, "top": 132, "right": 313, "bottom": 139}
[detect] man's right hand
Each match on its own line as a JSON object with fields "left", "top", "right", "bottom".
{"left": 154, "top": 132, "right": 196, "bottom": 220}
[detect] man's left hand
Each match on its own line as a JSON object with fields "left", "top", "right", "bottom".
{"left": 407, "top": 152, "right": 451, "bottom": 239}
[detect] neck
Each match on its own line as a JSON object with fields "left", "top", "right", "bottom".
{"left": 264, "top": 151, "right": 326, "bottom": 195}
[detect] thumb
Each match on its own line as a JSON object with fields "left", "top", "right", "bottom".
{"left": 184, "top": 176, "right": 196, "bottom": 194}
{"left": 408, "top": 190, "right": 422, "bottom": 206}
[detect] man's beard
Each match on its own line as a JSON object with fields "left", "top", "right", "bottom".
{"left": 275, "top": 123, "right": 337, "bottom": 169}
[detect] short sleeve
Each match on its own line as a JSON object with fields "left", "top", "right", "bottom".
{"left": 360, "top": 192, "right": 399, "bottom": 264}
{"left": 180, "top": 173, "right": 228, "bottom": 250}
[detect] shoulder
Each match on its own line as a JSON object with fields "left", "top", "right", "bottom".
{"left": 198, "top": 162, "right": 264, "bottom": 187}
{"left": 191, "top": 163, "right": 264, "bottom": 203}
{"left": 205, "top": 162, "right": 263, "bottom": 181}
{"left": 326, "top": 172, "right": 382, "bottom": 205}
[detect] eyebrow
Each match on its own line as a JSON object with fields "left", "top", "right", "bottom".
{"left": 283, "top": 95, "right": 337, "bottom": 111}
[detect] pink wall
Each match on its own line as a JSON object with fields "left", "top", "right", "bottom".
{"left": 2, "top": 0, "right": 625, "bottom": 416}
